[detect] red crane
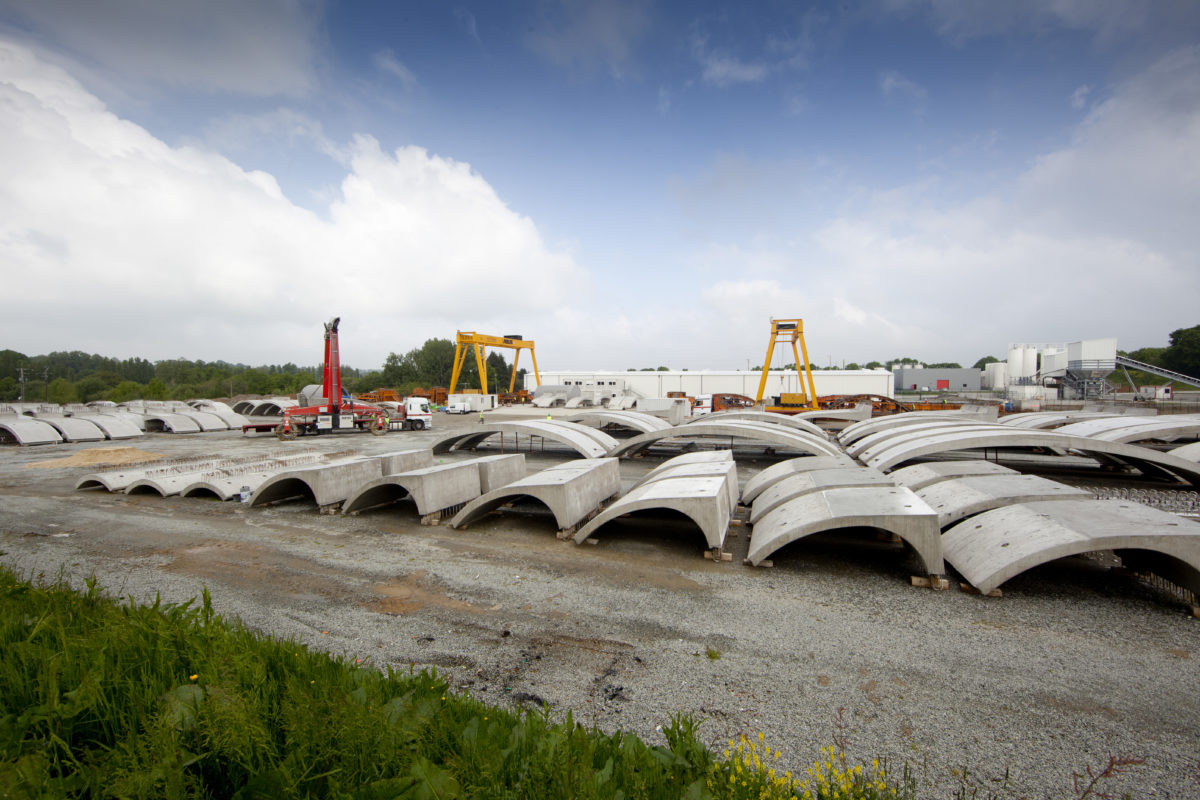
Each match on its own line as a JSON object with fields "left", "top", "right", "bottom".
{"left": 275, "top": 317, "right": 388, "bottom": 440}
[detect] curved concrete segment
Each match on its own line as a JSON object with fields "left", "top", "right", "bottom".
{"left": 740, "top": 455, "right": 859, "bottom": 504}
{"left": 431, "top": 421, "right": 617, "bottom": 459}
{"left": 251, "top": 458, "right": 384, "bottom": 510}
{"left": 838, "top": 411, "right": 996, "bottom": 445}
{"left": 642, "top": 449, "right": 734, "bottom": 482}
{"left": 996, "top": 412, "right": 1115, "bottom": 430}
{"left": 69, "top": 413, "right": 143, "bottom": 440}
{"left": 794, "top": 403, "right": 873, "bottom": 424}
{"left": 174, "top": 410, "right": 228, "bottom": 431}
{"left": 746, "top": 486, "right": 944, "bottom": 575}
{"left": 888, "top": 460, "right": 1017, "bottom": 492}
{"left": 943, "top": 499, "right": 1200, "bottom": 596}
{"left": 142, "top": 413, "right": 202, "bottom": 434}
{"left": 845, "top": 422, "right": 1005, "bottom": 459}
{"left": 568, "top": 410, "right": 673, "bottom": 434}
{"left": 34, "top": 416, "right": 106, "bottom": 443}
{"left": 860, "top": 429, "right": 1200, "bottom": 487}
{"left": 342, "top": 456, "right": 525, "bottom": 517}
{"left": 1075, "top": 417, "right": 1200, "bottom": 444}
{"left": 180, "top": 453, "right": 329, "bottom": 500}
{"left": 684, "top": 411, "right": 825, "bottom": 437}
{"left": 916, "top": 475, "right": 1092, "bottom": 529}
{"left": 1170, "top": 441, "right": 1200, "bottom": 463}
{"left": 749, "top": 467, "right": 894, "bottom": 523}
{"left": 0, "top": 416, "right": 63, "bottom": 445}
{"left": 637, "top": 459, "right": 739, "bottom": 509}
{"left": 605, "top": 420, "right": 839, "bottom": 459}
{"left": 1051, "top": 415, "right": 1183, "bottom": 441}
{"left": 450, "top": 459, "right": 620, "bottom": 533}
{"left": 573, "top": 474, "right": 734, "bottom": 552}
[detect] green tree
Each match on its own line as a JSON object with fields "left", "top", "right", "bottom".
{"left": 927, "top": 362, "right": 962, "bottom": 369}
{"left": 1163, "top": 325, "right": 1200, "bottom": 377}
{"left": 972, "top": 356, "right": 999, "bottom": 370}
{"left": 47, "top": 378, "right": 77, "bottom": 405}
{"left": 382, "top": 352, "right": 418, "bottom": 387}
{"left": 864, "top": 361, "right": 884, "bottom": 370}
{"left": 109, "top": 381, "right": 144, "bottom": 403}
{"left": 144, "top": 378, "right": 169, "bottom": 400}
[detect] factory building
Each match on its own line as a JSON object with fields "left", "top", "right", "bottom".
{"left": 892, "top": 366, "right": 981, "bottom": 392}
{"left": 525, "top": 369, "right": 894, "bottom": 399}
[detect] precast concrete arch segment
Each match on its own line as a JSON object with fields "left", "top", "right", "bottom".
{"left": 605, "top": 421, "right": 840, "bottom": 459}
{"left": 250, "top": 458, "right": 384, "bottom": 510}
{"left": 36, "top": 416, "right": 106, "bottom": 443}
{"left": 740, "top": 455, "right": 859, "bottom": 503}
{"left": 749, "top": 467, "right": 894, "bottom": 524}
{"left": 1051, "top": 416, "right": 1182, "bottom": 440}
{"left": 996, "top": 412, "right": 1116, "bottom": 430}
{"left": 1170, "top": 441, "right": 1200, "bottom": 463}
{"left": 567, "top": 410, "right": 673, "bottom": 434}
{"left": 0, "top": 416, "right": 63, "bottom": 445}
{"left": 430, "top": 421, "right": 616, "bottom": 459}
{"left": 683, "top": 411, "right": 826, "bottom": 437}
{"left": 861, "top": 429, "right": 1200, "bottom": 487}
{"left": 837, "top": 411, "right": 995, "bottom": 446}
{"left": 142, "top": 413, "right": 202, "bottom": 433}
{"left": 342, "top": 461, "right": 485, "bottom": 517}
{"left": 572, "top": 474, "right": 734, "bottom": 552}
{"left": 1075, "top": 417, "right": 1200, "bottom": 444}
{"left": 636, "top": 460, "right": 739, "bottom": 509}
{"left": 746, "top": 486, "right": 944, "bottom": 576}
{"left": 915, "top": 475, "right": 1092, "bottom": 530}
{"left": 888, "top": 461, "right": 1018, "bottom": 492}
{"left": 449, "top": 459, "right": 620, "bottom": 532}
{"left": 845, "top": 422, "right": 1007, "bottom": 459}
{"left": 942, "top": 499, "right": 1200, "bottom": 596}
{"left": 68, "top": 413, "right": 143, "bottom": 440}
{"left": 642, "top": 450, "right": 734, "bottom": 483}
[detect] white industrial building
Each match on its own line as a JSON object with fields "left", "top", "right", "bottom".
{"left": 525, "top": 369, "right": 894, "bottom": 399}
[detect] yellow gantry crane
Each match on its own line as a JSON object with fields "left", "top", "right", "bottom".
{"left": 449, "top": 332, "right": 542, "bottom": 395}
{"left": 754, "top": 318, "right": 819, "bottom": 412}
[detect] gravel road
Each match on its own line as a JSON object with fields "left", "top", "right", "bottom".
{"left": 1, "top": 413, "right": 1197, "bottom": 798}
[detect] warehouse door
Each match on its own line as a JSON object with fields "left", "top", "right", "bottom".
{"left": 936, "top": 379, "right": 950, "bottom": 390}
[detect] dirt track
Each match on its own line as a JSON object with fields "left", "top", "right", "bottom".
{"left": 2, "top": 413, "right": 1198, "bottom": 798}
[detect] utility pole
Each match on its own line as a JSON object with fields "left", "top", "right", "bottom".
{"left": 17, "top": 367, "right": 25, "bottom": 402}
{"left": 42, "top": 368, "right": 49, "bottom": 403}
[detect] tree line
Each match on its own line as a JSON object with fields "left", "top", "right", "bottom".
{"left": 0, "top": 338, "right": 521, "bottom": 405}
{"left": 3, "top": 326, "right": 1195, "bottom": 405}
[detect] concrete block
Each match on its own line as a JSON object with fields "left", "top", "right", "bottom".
{"left": 740, "top": 454, "right": 859, "bottom": 503}
{"left": 450, "top": 458, "right": 621, "bottom": 532}
{"left": 747, "top": 486, "right": 944, "bottom": 576}
{"left": 343, "top": 461, "right": 482, "bottom": 517}
{"left": 917, "top": 474, "right": 1091, "bottom": 529}
{"left": 573, "top": 474, "right": 733, "bottom": 552}
{"left": 251, "top": 457, "right": 383, "bottom": 510}
{"left": 749, "top": 467, "right": 894, "bottom": 523}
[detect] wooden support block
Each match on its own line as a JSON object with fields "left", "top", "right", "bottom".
{"left": 910, "top": 575, "right": 949, "bottom": 590}
{"left": 420, "top": 512, "right": 441, "bottom": 526}
{"left": 958, "top": 581, "right": 1002, "bottom": 598}
{"left": 585, "top": 537, "right": 599, "bottom": 546}
{"left": 704, "top": 550, "right": 732, "bottom": 562}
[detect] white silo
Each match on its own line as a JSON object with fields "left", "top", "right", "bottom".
{"left": 1023, "top": 346, "right": 1038, "bottom": 378}
{"left": 1007, "top": 345, "right": 1024, "bottom": 381}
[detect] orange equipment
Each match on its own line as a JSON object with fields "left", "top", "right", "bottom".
{"left": 449, "top": 332, "right": 541, "bottom": 396}
{"left": 754, "top": 318, "right": 819, "bottom": 413}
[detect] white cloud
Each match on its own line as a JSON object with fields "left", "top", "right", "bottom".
{"left": 690, "top": 32, "right": 768, "bottom": 87}
{"left": 373, "top": 50, "right": 419, "bottom": 92}
{"left": 879, "top": 69, "right": 927, "bottom": 102}
{"left": 0, "top": 39, "right": 586, "bottom": 366}
{"left": 524, "top": 0, "right": 651, "bottom": 78}
{"left": 1, "top": 0, "right": 320, "bottom": 96}
{"left": 1069, "top": 84, "right": 1091, "bottom": 110}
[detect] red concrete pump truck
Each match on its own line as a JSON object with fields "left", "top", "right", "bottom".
{"left": 275, "top": 316, "right": 388, "bottom": 441}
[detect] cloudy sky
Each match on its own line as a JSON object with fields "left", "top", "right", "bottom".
{"left": 1, "top": 1, "right": 1198, "bottom": 372}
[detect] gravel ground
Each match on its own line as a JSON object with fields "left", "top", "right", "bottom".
{"left": 1, "top": 412, "right": 1198, "bottom": 799}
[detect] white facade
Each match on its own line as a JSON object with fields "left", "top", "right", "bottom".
{"left": 526, "top": 370, "right": 894, "bottom": 398}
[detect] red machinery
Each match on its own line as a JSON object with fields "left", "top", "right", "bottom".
{"left": 275, "top": 317, "right": 387, "bottom": 440}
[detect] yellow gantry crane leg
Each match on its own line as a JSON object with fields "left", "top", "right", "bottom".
{"left": 448, "top": 332, "right": 542, "bottom": 395}
{"left": 754, "top": 318, "right": 819, "bottom": 411}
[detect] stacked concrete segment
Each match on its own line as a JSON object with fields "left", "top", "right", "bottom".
{"left": 431, "top": 421, "right": 617, "bottom": 459}
{"left": 573, "top": 474, "right": 735, "bottom": 552}
{"left": 888, "top": 460, "right": 1018, "bottom": 492}
{"left": 740, "top": 454, "right": 859, "bottom": 503}
{"left": 635, "top": 459, "right": 739, "bottom": 509}
{"left": 996, "top": 411, "right": 1116, "bottom": 430}
{"left": 31, "top": 415, "right": 107, "bottom": 443}
{"left": 450, "top": 458, "right": 621, "bottom": 533}
{"left": 67, "top": 413, "right": 143, "bottom": 440}
{"left": 1170, "top": 441, "right": 1200, "bottom": 463}
{"left": 915, "top": 475, "right": 1092, "bottom": 529}
{"left": 1056, "top": 416, "right": 1200, "bottom": 444}
{"left": 746, "top": 486, "right": 945, "bottom": 576}
{"left": 749, "top": 467, "right": 895, "bottom": 523}
{"left": 943, "top": 499, "right": 1200, "bottom": 596}
{"left": 342, "top": 454, "right": 526, "bottom": 517}
{"left": 180, "top": 454, "right": 329, "bottom": 500}
{"left": 859, "top": 428, "right": 1200, "bottom": 486}
{"left": 684, "top": 411, "right": 826, "bottom": 437}
{"left": 567, "top": 410, "right": 673, "bottom": 434}
{"left": 845, "top": 421, "right": 1006, "bottom": 459}
{"left": 250, "top": 457, "right": 385, "bottom": 511}
{"left": 605, "top": 420, "right": 840, "bottom": 459}
{"left": 838, "top": 411, "right": 995, "bottom": 446}
{"left": 142, "top": 412, "right": 202, "bottom": 434}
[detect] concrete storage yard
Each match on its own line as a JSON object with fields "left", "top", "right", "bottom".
{"left": 2, "top": 409, "right": 1198, "bottom": 798}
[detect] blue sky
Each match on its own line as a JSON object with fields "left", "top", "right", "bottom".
{"left": 1, "top": 1, "right": 1198, "bottom": 372}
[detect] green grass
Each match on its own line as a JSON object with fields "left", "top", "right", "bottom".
{"left": 0, "top": 566, "right": 929, "bottom": 799}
